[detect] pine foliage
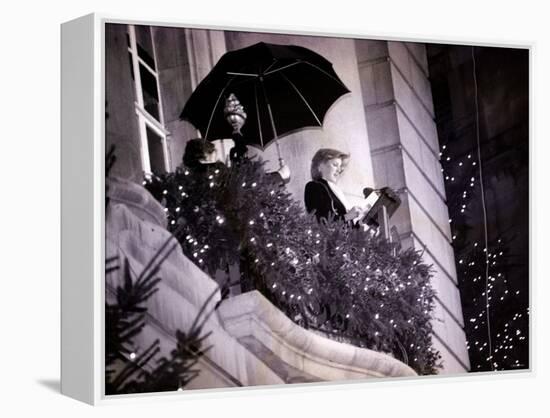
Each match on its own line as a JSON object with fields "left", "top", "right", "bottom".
{"left": 146, "top": 158, "right": 441, "bottom": 374}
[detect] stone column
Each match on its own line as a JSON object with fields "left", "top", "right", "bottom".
{"left": 355, "top": 40, "right": 470, "bottom": 373}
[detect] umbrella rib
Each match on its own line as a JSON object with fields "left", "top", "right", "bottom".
{"left": 204, "top": 76, "right": 236, "bottom": 140}
{"left": 226, "top": 71, "right": 259, "bottom": 77}
{"left": 301, "top": 61, "right": 349, "bottom": 89}
{"left": 254, "top": 81, "right": 264, "bottom": 148}
{"left": 280, "top": 73, "right": 322, "bottom": 126}
{"left": 263, "top": 61, "right": 302, "bottom": 77}
{"left": 263, "top": 59, "right": 278, "bottom": 75}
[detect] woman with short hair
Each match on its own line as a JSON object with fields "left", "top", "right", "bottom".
{"left": 304, "top": 148, "right": 365, "bottom": 224}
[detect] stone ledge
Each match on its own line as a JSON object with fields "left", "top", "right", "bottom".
{"left": 217, "top": 290, "right": 417, "bottom": 381}
{"left": 107, "top": 176, "right": 167, "bottom": 228}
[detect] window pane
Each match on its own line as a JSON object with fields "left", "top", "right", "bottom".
{"left": 134, "top": 25, "right": 156, "bottom": 70}
{"left": 146, "top": 126, "right": 165, "bottom": 174}
{"left": 139, "top": 64, "right": 160, "bottom": 121}
{"left": 128, "top": 52, "right": 134, "bottom": 81}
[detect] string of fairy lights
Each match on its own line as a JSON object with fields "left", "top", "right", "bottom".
{"left": 141, "top": 45, "right": 528, "bottom": 372}
{"left": 471, "top": 45, "right": 494, "bottom": 371}
{"left": 438, "top": 47, "right": 528, "bottom": 372}
{"left": 144, "top": 158, "right": 441, "bottom": 373}
{"left": 148, "top": 123, "right": 529, "bottom": 372}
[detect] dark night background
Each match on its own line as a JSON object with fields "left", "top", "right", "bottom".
{"left": 426, "top": 44, "right": 529, "bottom": 371}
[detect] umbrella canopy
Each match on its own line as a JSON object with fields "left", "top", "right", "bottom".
{"left": 180, "top": 42, "right": 350, "bottom": 150}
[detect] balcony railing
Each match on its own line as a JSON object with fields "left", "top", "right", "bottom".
{"left": 106, "top": 176, "right": 417, "bottom": 390}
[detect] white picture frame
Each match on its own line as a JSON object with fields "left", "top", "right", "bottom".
{"left": 61, "top": 13, "right": 532, "bottom": 405}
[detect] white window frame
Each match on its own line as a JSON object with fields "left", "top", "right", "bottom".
{"left": 127, "top": 24, "right": 171, "bottom": 176}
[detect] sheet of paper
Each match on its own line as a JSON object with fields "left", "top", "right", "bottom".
{"left": 351, "top": 191, "right": 380, "bottom": 224}
{"left": 363, "top": 191, "right": 379, "bottom": 211}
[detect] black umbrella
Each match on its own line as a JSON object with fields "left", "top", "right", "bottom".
{"left": 179, "top": 42, "right": 350, "bottom": 153}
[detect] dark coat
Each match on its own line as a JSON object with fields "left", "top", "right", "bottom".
{"left": 304, "top": 179, "right": 347, "bottom": 223}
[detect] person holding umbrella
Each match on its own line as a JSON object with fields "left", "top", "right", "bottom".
{"left": 182, "top": 138, "right": 226, "bottom": 172}
{"left": 180, "top": 94, "right": 290, "bottom": 184}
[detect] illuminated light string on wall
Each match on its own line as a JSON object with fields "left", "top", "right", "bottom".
{"left": 471, "top": 46, "right": 494, "bottom": 371}
{"left": 438, "top": 48, "right": 503, "bottom": 370}
{"left": 439, "top": 47, "right": 528, "bottom": 371}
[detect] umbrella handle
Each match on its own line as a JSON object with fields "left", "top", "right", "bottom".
{"left": 275, "top": 137, "right": 283, "bottom": 168}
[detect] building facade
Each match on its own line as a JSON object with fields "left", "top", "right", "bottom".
{"left": 105, "top": 23, "right": 470, "bottom": 374}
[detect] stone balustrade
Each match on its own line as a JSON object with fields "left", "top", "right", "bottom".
{"left": 105, "top": 176, "right": 417, "bottom": 390}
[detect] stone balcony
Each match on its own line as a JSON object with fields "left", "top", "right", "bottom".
{"left": 106, "top": 176, "right": 417, "bottom": 390}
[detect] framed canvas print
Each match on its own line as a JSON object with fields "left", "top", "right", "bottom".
{"left": 61, "top": 13, "right": 531, "bottom": 405}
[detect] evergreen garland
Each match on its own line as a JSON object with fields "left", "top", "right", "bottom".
{"left": 146, "top": 158, "right": 441, "bottom": 374}
{"left": 105, "top": 148, "right": 212, "bottom": 395}
{"left": 105, "top": 249, "right": 212, "bottom": 395}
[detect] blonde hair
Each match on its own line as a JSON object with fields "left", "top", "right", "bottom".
{"left": 310, "top": 148, "right": 350, "bottom": 180}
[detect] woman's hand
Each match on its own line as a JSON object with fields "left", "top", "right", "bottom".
{"left": 277, "top": 160, "right": 291, "bottom": 182}
{"left": 344, "top": 206, "right": 364, "bottom": 221}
